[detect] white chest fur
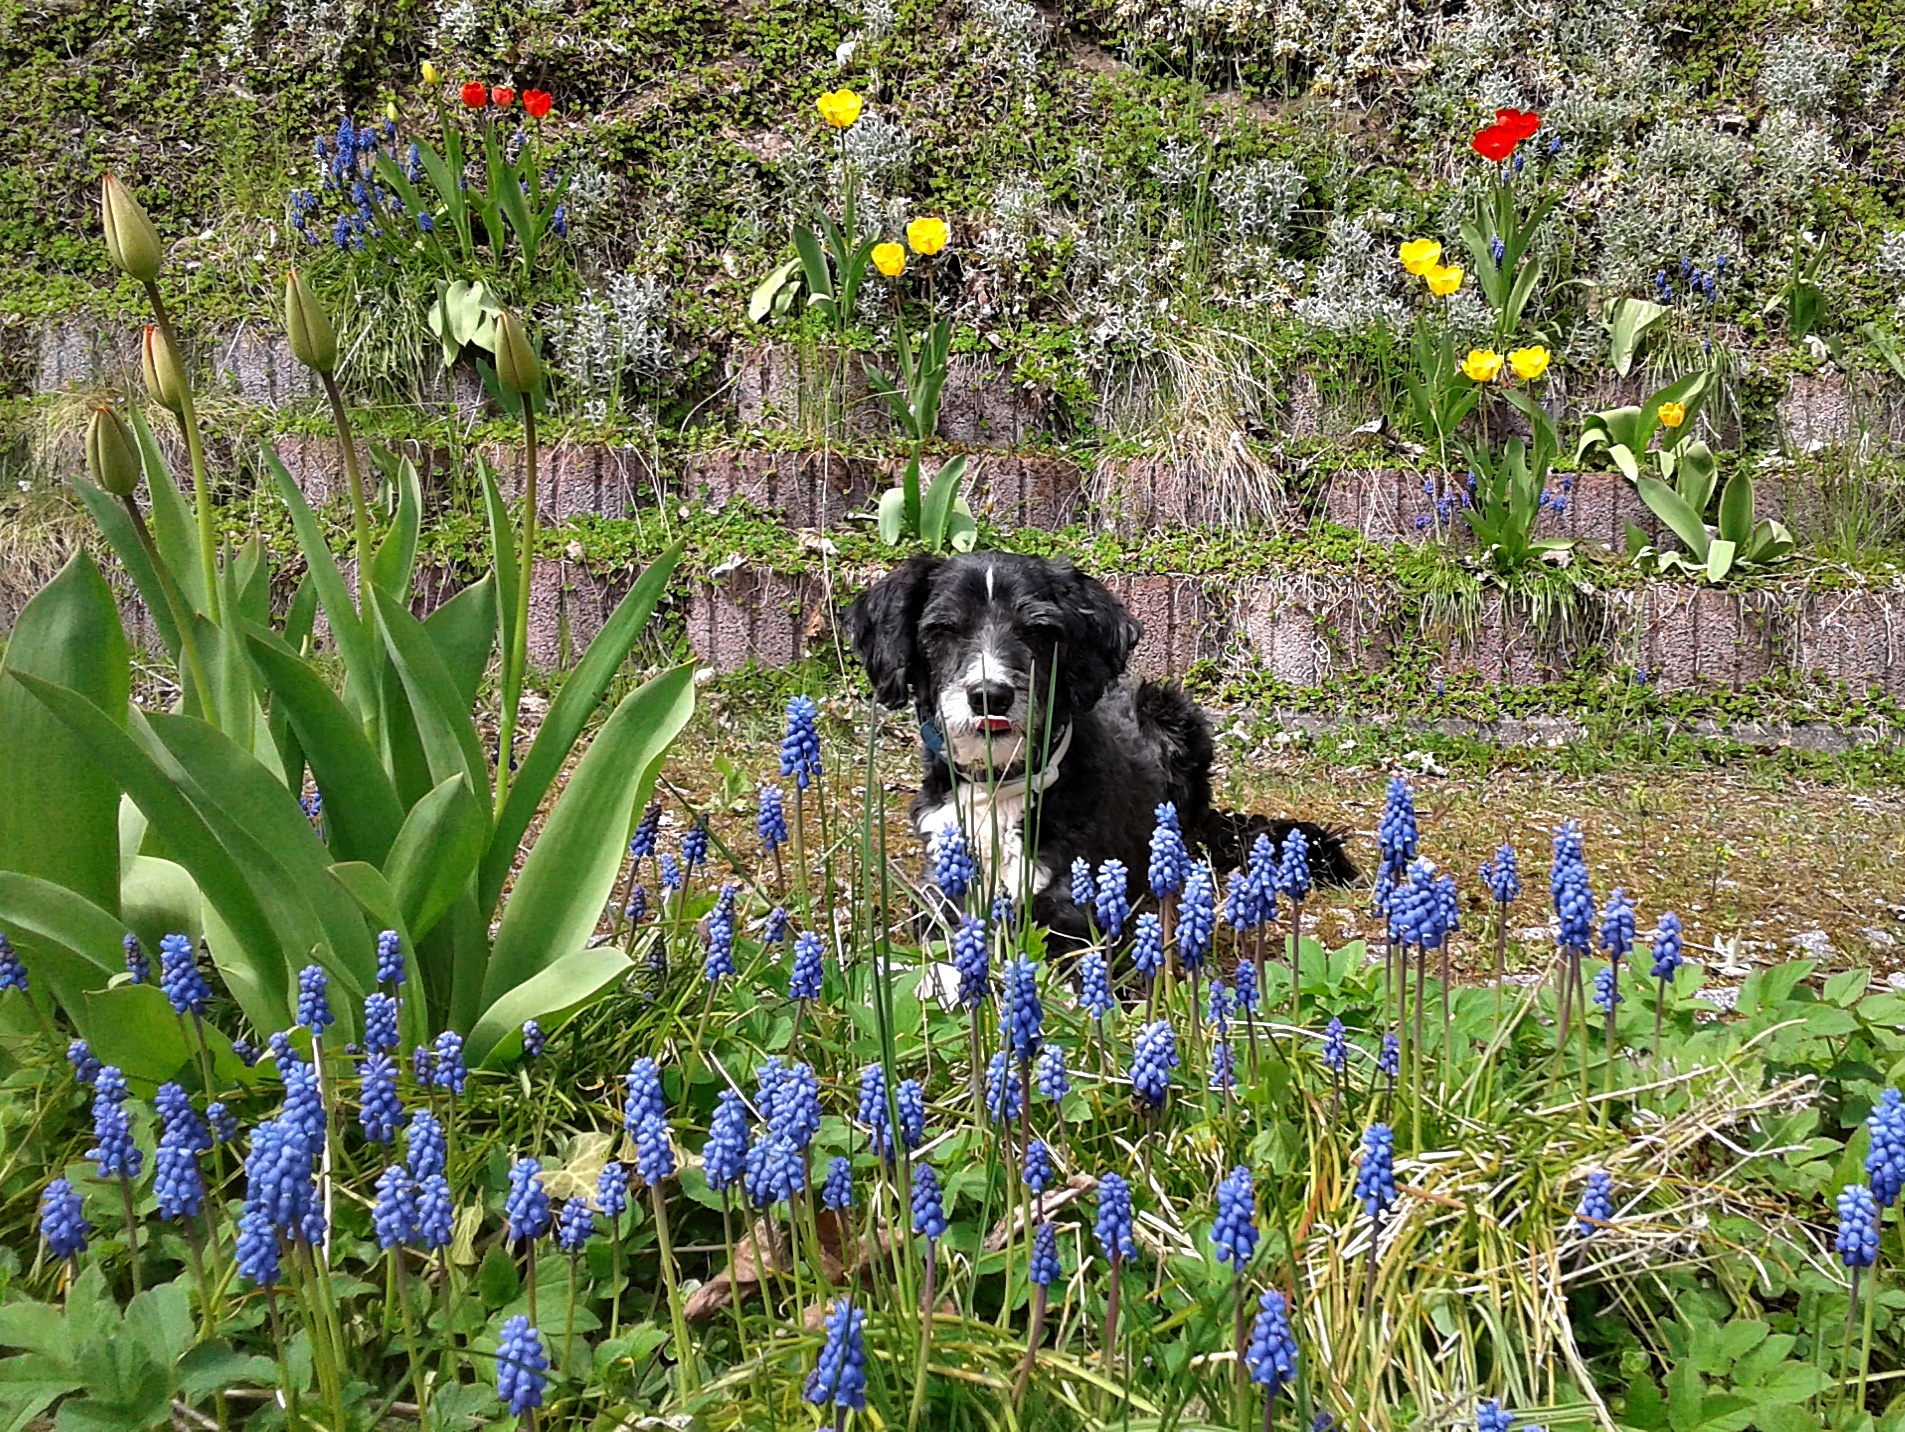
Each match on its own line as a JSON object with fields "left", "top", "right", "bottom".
{"left": 918, "top": 785, "right": 1054, "bottom": 900}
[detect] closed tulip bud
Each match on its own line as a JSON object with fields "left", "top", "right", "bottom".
{"left": 493, "top": 309, "right": 541, "bottom": 395}
{"left": 284, "top": 270, "right": 337, "bottom": 374}
{"left": 86, "top": 407, "right": 143, "bottom": 498}
{"left": 141, "top": 326, "right": 189, "bottom": 413}
{"left": 422, "top": 60, "right": 441, "bottom": 86}
{"left": 101, "top": 175, "right": 164, "bottom": 284}
{"left": 385, "top": 100, "right": 399, "bottom": 122}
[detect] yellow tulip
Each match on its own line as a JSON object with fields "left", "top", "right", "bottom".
{"left": 1658, "top": 401, "right": 1687, "bottom": 429}
{"left": 1398, "top": 239, "right": 1442, "bottom": 275}
{"left": 1424, "top": 264, "right": 1464, "bottom": 296}
{"left": 1507, "top": 345, "right": 1551, "bottom": 381}
{"left": 1460, "top": 348, "right": 1505, "bottom": 383}
{"left": 422, "top": 60, "right": 441, "bottom": 86}
{"left": 816, "top": 89, "right": 863, "bottom": 129}
{"left": 906, "top": 216, "right": 950, "bottom": 256}
{"left": 872, "top": 242, "right": 906, "bottom": 277}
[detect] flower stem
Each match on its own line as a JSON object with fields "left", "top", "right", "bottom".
{"left": 140, "top": 280, "right": 218, "bottom": 622}
{"left": 496, "top": 401, "right": 538, "bottom": 813}
{"left": 651, "top": 1181, "right": 700, "bottom": 1394}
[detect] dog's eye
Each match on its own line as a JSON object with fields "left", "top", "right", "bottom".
{"left": 1022, "top": 618, "right": 1064, "bottom": 638}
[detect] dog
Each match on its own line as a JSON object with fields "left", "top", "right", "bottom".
{"left": 843, "top": 552, "right": 1356, "bottom": 942}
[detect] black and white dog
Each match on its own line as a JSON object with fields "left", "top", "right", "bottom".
{"left": 844, "top": 552, "right": 1355, "bottom": 941}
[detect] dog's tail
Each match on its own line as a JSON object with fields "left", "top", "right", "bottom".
{"left": 1198, "top": 811, "right": 1361, "bottom": 887}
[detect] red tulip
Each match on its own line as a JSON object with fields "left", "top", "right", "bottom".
{"left": 491, "top": 86, "right": 516, "bottom": 108}
{"left": 523, "top": 89, "right": 553, "bottom": 119}
{"left": 1470, "top": 124, "right": 1518, "bottom": 162}
{"left": 1493, "top": 108, "right": 1541, "bottom": 141}
{"left": 460, "top": 81, "right": 487, "bottom": 108}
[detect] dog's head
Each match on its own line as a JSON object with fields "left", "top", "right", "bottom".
{"left": 844, "top": 553, "right": 1143, "bottom": 771}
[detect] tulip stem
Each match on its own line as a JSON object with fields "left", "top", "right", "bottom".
{"left": 319, "top": 372, "right": 374, "bottom": 586}
{"left": 497, "top": 402, "right": 538, "bottom": 812}
{"left": 116, "top": 494, "right": 213, "bottom": 709}
{"left": 141, "top": 281, "right": 219, "bottom": 624}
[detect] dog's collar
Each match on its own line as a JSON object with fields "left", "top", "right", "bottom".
{"left": 920, "top": 719, "right": 1074, "bottom": 796}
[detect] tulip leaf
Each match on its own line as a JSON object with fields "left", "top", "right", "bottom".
{"left": 1636, "top": 476, "right": 1711, "bottom": 559}
{"left": 467, "top": 945, "right": 635, "bottom": 1070}
{"left": 80, "top": 983, "right": 197, "bottom": 1087}
{"left": 119, "top": 856, "right": 203, "bottom": 957}
{"left": 385, "top": 776, "right": 486, "bottom": 945}
{"left": 1608, "top": 296, "right": 1668, "bottom": 377}
{"left": 481, "top": 464, "right": 520, "bottom": 719}
{"left": 130, "top": 406, "right": 207, "bottom": 621}
{"left": 479, "top": 665, "right": 694, "bottom": 1015}
{"left": 0, "top": 872, "right": 128, "bottom": 1036}
{"left": 70, "top": 479, "right": 181, "bottom": 662}
{"left": 367, "top": 457, "right": 423, "bottom": 605}
{"left": 748, "top": 256, "right": 802, "bottom": 324}
{"left": 480, "top": 548, "right": 684, "bottom": 919}
{"left": 1706, "top": 538, "right": 1737, "bottom": 583}
{"left": 261, "top": 442, "right": 376, "bottom": 724}
{"left": 368, "top": 586, "right": 488, "bottom": 800}
{"left": 1717, "top": 469, "right": 1755, "bottom": 546}
{"left": 423, "top": 575, "right": 498, "bottom": 717}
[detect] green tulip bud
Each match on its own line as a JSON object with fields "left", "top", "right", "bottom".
{"left": 493, "top": 308, "right": 541, "bottom": 396}
{"left": 101, "top": 174, "right": 164, "bottom": 284}
{"left": 86, "top": 407, "right": 143, "bottom": 498}
{"left": 284, "top": 269, "right": 337, "bottom": 374}
{"left": 142, "top": 325, "right": 189, "bottom": 414}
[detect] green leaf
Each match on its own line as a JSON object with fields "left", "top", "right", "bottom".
{"left": 920, "top": 455, "right": 969, "bottom": 554}
{"left": 424, "top": 575, "right": 497, "bottom": 716}
{"left": 69, "top": 482, "right": 180, "bottom": 662}
{"left": 122, "top": 1283, "right": 192, "bottom": 1374}
{"left": 1609, "top": 296, "right": 1669, "bottom": 377}
{"left": 0, "top": 1304, "right": 66, "bottom": 1359}
{"left": 130, "top": 407, "right": 205, "bottom": 621}
{"left": 792, "top": 226, "right": 833, "bottom": 303}
{"left": 1826, "top": 968, "right": 1871, "bottom": 1005}
{"left": 176, "top": 1345, "right": 279, "bottom": 1400}
{"left": 367, "top": 457, "right": 423, "bottom": 603}
{"left": 244, "top": 627, "right": 405, "bottom": 868}
{"left": 877, "top": 486, "right": 906, "bottom": 545}
{"left": 368, "top": 587, "right": 487, "bottom": 798}
{"left": 481, "top": 549, "right": 682, "bottom": 918}
{"left": 0, "top": 873, "right": 128, "bottom": 1039}
{"left": 386, "top": 776, "right": 486, "bottom": 943}
{"left": 480, "top": 463, "right": 519, "bottom": 713}
{"left": 748, "top": 255, "right": 802, "bottom": 323}
{"left": 261, "top": 443, "right": 375, "bottom": 723}
{"left": 81, "top": 984, "right": 196, "bottom": 1085}
{"left": 477, "top": 666, "right": 695, "bottom": 1025}
{"left": 477, "top": 1245, "right": 521, "bottom": 1308}
{"left": 1706, "top": 539, "right": 1736, "bottom": 583}
{"left": 1716, "top": 470, "right": 1755, "bottom": 545}
{"left": 1637, "top": 477, "right": 1712, "bottom": 559}
{"left": 119, "top": 856, "right": 201, "bottom": 956}
{"left": 468, "top": 945, "right": 636, "bottom": 1067}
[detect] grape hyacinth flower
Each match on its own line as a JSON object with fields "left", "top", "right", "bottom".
{"left": 521, "top": 1019, "right": 545, "bottom": 1058}
{"left": 153, "top": 1134, "right": 205, "bottom": 1222}
{"left": 88, "top": 1066, "right": 142, "bottom": 1181}
{"left": 952, "top": 914, "right": 989, "bottom": 1008}
{"left": 1035, "top": 1044, "right": 1069, "bottom": 1102}
{"left": 432, "top": 1031, "right": 467, "bottom": 1094}
{"left": 757, "top": 786, "right": 788, "bottom": 853}
{"left": 822, "top": 1155, "right": 853, "bottom": 1211}
{"left": 1483, "top": 843, "right": 1520, "bottom": 905}
{"left": 1131, "top": 912, "right": 1165, "bottom": 984}
{"left": 624, "top": 1058, "right": 668, "bottom": 1134}
{"left": 1592, "top": 965, "right": 1622, "bottom": 1014}
{"left": 1575, "top": 1170, "right": 1613, "bottom": 1236}
{"left": 781, "top": 695, "right": 822, "bottom": 789}
{"left": 207, "top": 1103, "right": 238, "bottom": 1145}
{"left": 1234, "top": 957, "right": 1259, "bottom": 1015}
{"left": 630, "top": 802, "right": 663, "bottom": 864}
{"left": 1211, "top": 1166, "right": 1258, "bottom": 1272}
{"left": 1029, "top": 1219, "right": 1060, "bottom": 1285}
{"left": 1081, "top": 949, "right": 1116, "bottom": 1022}
{"left": 377, "top": 929, "right": 405, "bottom": 986}
{"left": 360, "top": 1054, "right": 404, "bottom": 1144}
{"left": 703, "top": 1090, "right": 750, "bottom": 1194}
{"left": 124, "top": 933, "right": 149, "bottom": 984}
{"left": 364, "top": 992, "right": 399, "bottom": 1054}
{"left": 496, "top": 1315, "right": 549, "bottom": 1417}
{"left": 912, "top": 1163, "right": 948, "bottom": 1235}
{"left": 505, "top": 1158, "right": 552, "bottom": 1243}
{"left": 296, "top": 964, "right": 334, "bottom": 1034}
{"left": 415, "top": 1173, "right": 454, "bottom": 1252}
{"left": 1324, "top": 1016, "right": 1349, "bottom": 1112}
{"left": 932, "top": 827, "right": 976, "bottom": 903}
{"left": 1001, "top": 954, "right": 1043, "bottom": 1060}
{"left": 598, "top": 1161, "right": 629, "bottom": 1221}
{"left": 857, "top": 1064, "right": 894, "bottom": 1161}
{"left": 232, "top": 1039, "right": 262, "bottom": 1068}
{"left": 156, "top": 1082, "right": 210, "bottom": 1153}
{"left": 67, "top": 1038, "right": 101, "bottom": 1086}
{"left": 704, "top": 884, "right": 738, "bottom": 981}
{"left": 406, "top": 1108, "right": 446, "bottom": 1180}
{"left": 0, "top": 933, "right": 24, "bottom": 992}
{"left": 803, "top": 1298, "right": 868, "bottom": 1412}
{"left": 1024, "top": 1137, "right": 1054, "bottom": 1197}
{"left": 1866, "top": 1088, "right": 1905, "bottom": 1207}
{"left": 557, "top": 1195, "right": 594, "bottom": 1254}
{"left": 1226, "top": 869, "right": 1261, "bottom": 935}
{"left": 1246, "top": 1288, "right": 1300, "bottom": 1404}
{"left": 744, "top": 1131, "right": 806, "bottom": 1207}
{"left": 1649, "top": 910, "right": 1685, "bottom": 1056}
{"left": 986, "top": 1049, "right": 1023, "bottom": 1123}
{"left": 1178, "top": 863, "right": 1216, "bottom": 973}
{"left": 1208, "top": 978, "right": 1232, "bottom": 1032}
{"left": 1278, "top": 826, "right": 1312, "bottom": 904}
{"left": 1131, "top": 1019, "right": 1179, "bottom": 1112}
{"left": 1149, "top": 803, "right": 1189, "bottom": 901}
{"left": 1096, "top": 1168, "right": 1137, "bottom": 1362}
{"left": 1838, "top": 1183, "right": 1880, "bottom": 1268}
{"left": 762, "top": 906, "right": 789, "bottom": 946}
{"left": 1550, "top": 821, "right": 1596, "bottom": 1040}
{"left": 759, "top": 1059, "right": 822, "bottom": 1151}
{"left": 1071, "top": 857, "right": 1094, "bottom": 916}
{"left": 373, "top": 1166, "right": 419, "bottom": 1250}
{"left": 1095, "top": 860, "right": 1131, "bottom": 940}
{"left": 660, "top": 853, "right": 682, "bottom": 892}
{"left": 681, "top": 816, "right": 710, "bottom": 877}
{"left": 896, "top": 1078, "right": 927, "bottom": 1150}
{"left": 1355, "top": 1123, "right": 1396, "bottom": 1221}
{"left": 1477, "top": 1399, "right": 1516, "bottom": 1432}
{"left": 160, "top": 933, "right": 211, "bottom": 1015}
{"left": 40, "top": 1178, "right": 90, "bottom": 1263}
{"left": 1600, "top": 888, "right": 1635, "bottom": 961}
{"left": 790, "top": 930, "right": 825, "bottom": 1002}
{"left": 235, "top": 1205, "right": 282, "bottom": 1287}
{"left": 1379, "top": 778, "right": 1418, "bottom": 875}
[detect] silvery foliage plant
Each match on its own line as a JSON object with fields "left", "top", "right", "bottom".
{"left": 549, "top": 274, "right": 674, "bottom": 423}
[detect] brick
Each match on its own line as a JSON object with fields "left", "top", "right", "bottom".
{"left": 686, "top": 448, "right": 876, "bottom": 528}
{"left": 685, "top": 567, "right": 829, "bottom": 671}
{"left": 1100, "top": 573, "right": 1226, "bottom": 680}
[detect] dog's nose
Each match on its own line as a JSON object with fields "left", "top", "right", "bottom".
{"left": 967, "top": 680, "right": 1016, "bottom": 718}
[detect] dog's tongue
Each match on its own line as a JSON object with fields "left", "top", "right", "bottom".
{"left": 974, "top": 716, "right": 1014, "bottom": 735}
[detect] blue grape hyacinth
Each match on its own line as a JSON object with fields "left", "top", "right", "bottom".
{"left": 235, "top": 1205, "right": 282, "bottom": 1287}
{"left": 762, "top": 905, "right": 789, "bottom": 945}
{"left": 1095, "top": 860, "right": 1131, "bottom": 940}
{"left": 67, "top": 1038, "right": 101, "bottom": 1086}
{"left": 1477, "top": 1399, "right": 1516, "bottom": 1432}
{"left": 39, "top": 1178, "right": 90, "bottom": 1261}
{"left": 1024, "top": 1137, "right": 1054, "bottom": 1194}
{"left": 703, "top": 1090, "right": 750, "bottom": 1194}
{"left": 1131, "top": 912, "right": 1165, "bottom": 982}
{"left": 1356, "top": 1123, "right": 1396, "bottom": 1220}
{"left": 557, "top": 1195, "right": 594, "bottom": 1254}
{"left": 757, "top": 786, "right": 788, "bottom": 852}
{"left": 745, "top": 1132, "right": 808, "bottom": 1207}
{"left": 1379, "top": 777, "right": 1418, "bottom": 874}
{"left": 1131, "top": 1019, "right": 1179, "bottom": 1110}
{"left": 857, "top": 1064, "right": 894, "bottom": 1161}
{"left": 1035, "top": 1044, "right": 1070, "bottom": 1102}
{"left": 932, "top": 827, "right": 976, "bottom": 902}
{"left": 1211, "top": 1040, "right": 1237, "bottom": 1091}
{"left": 415, "top": 1174, "right": 454, "bottom": 1251}
{"left": 790, "top": 930, "right": 825, "bottom": 1001}
{"left": 1234, "top": 956, "right": 1258, "bottom": 1014}
{"left": 156, "top": 1082, "right": 210, "bottom": 1153}
{"left": 952, "top": 914, "right": 989, "bottom": 1008}
{"left": 505, "top": 1158, "right": 552, "bottom": 1243}
{"left": 159, "top": 933, "right": 210, "bottom": 1015}
{"left": 1029, "top": 1220, "right": 1061, "bottom": 1285}
{"left": 123, "top": 933, "right": 149, "bottom": 984}
{"left": 1211, "top": 1166, "right": 1258, "bottom": 1271}
{"left": 1096, "top": 1171, "right": 1136, "bottom": 1261}
{"left": 406, "top": 1108, "right": 446, "bottom": 1181}
{"left": 1592, "top": 965, "right": 1622, "bottom": 1013}
{"left": 759, "top": 1059, "right": 822, "bottom": 1150}
{"left": 88, "top": 1067, "right": 141, "bottom": 1181}
{"left": 1600, "top": 888, "right": 1635, "bottom": 961}
{"left": 376, "top": 928, "right": 405, "bottom": 985}
{"left": 359, "top": 1054, "right": 404, "bottom": 1145}
{"left": 154, "top": 1136, "right": 205, "bottom": 1222}
{"left": 1149, "top": 803, "right": 1189, "bottom": 899}
{"left": 1001, "top": 954, "right": 1043, "bottom": 1059}
{"left": 495, "top": 1315, "right": 549, "bottom": 1416}
{"left": 704, "top": 884, "right": 738, "bottom": 981}
{"left": 986, "top": 1050, "right": 1023, "bottom": 1123}
{"left": 896, "top": 1078, "right": 927, "bottom": 1150}
{"left": 624, "top": 1057, "right": 668, "bottom": 1133}
{"left": 1245, "top": 1288, "right": 1300, "bottom": 1394}
{"left": 372, "top": 1166, "right": 419, "bottom": 1251}
{"left": 911, "top": 1162, "right": 948, "bottom": 1240}
{"left": 598, "top": 1161, "right": 629, "bottom": 1221}
{"left": 431, "top": 1031, "right": 467, "bottom": 1094}
{"left": 521, "top": 1019, "right": 545, "bottom": 1058}
{"left": 803, "top": 1298, "right": 868, "bottom": 1410}
{"left": 1071, "top": 857, "right": 1094, "bottom": 912}
{"left": 296, "top": 964, "right": 333, "bottom": 1033}
{"left": 0, "top": 934, "right": 25, "bottom": 992}
{"left": 1866, "top": 1088, "right": 1905, "bottom": 1207}
{"left": 1837, "top": 1183, "right": 1880, "bottom": 1268}
{"left": 363, "top": 992, "right": 399, "bottom": 1054}
{"left": 822, "top": 1155, "right": 853, "bottom": 1211}
{"left": 681, "top": 816, "right": 710, "bottom": 876}
{"left": 1482, "top": 843, "right": 1520, "bottom": 904}
{"left": 1650, "top": 911, "right": 1684, "bottom": 982}
{"left": 1574, "top": 1170, "right": 1613, "bottom": 1235}
{"left": 1178, "top": 864, "right": 1216, "bottom": 970}
{"left": 633, "top": 1112, "right": 676, "bottom": 1186}
{"left": 1323, "top": 1018, "right": 1348, "bottom": 1072}
{"left": 1278, "top": 827, "right": 1312, "bottom": 902}
{"left": 629, "top": 801, "right": 663, "bottom": 863}
{"left": 1550, "top": 821, "right": 1595, "bottom": 952}
{"left": 781, "top": 695, "right": 822, "bottom": 789}
{"left": 1081, "top": 949, "right": 1116, "bottom": 1020}
{"left": 1379, "top": 1032, "right": 1400, "bottom": 1079}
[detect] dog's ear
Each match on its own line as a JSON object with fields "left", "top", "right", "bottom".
{"left": 1052, "top": 563, "right": 1142, "bottom": 711}
{"left": 844, "top": 555, "right": 941, "bottom": 708}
